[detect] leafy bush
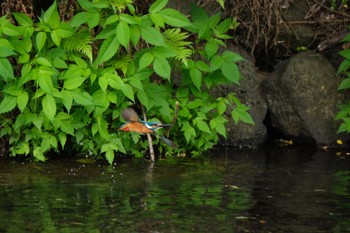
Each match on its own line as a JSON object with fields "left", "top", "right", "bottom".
{"left": 0, "top": 0, "right": 252, "bottom": 163}
{"left": 336, "top": 33, "right": 350, "bottom": 133}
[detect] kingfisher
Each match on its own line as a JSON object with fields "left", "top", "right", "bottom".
{"left": 118, "top": 108, "right": 178, "bottom": 148}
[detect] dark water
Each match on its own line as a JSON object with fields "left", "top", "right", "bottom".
{"left": 0, "top": 147, "right": 350, "bottom": 233}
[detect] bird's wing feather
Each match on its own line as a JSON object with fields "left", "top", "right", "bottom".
{"left": 121, "top": 108, "right": 139, "bottom": 122}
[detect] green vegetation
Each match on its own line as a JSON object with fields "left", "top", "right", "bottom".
{"left": 0, "top": 0, "right": 251, "bottom": 163}
{"left": 336, "top": 32, "right": 350, "bottom": 133}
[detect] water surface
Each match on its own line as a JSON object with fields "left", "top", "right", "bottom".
{"left": 0, "top": 147, "right": 349, "bottom": 232}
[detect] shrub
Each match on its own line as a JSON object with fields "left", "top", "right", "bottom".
{"left": 0, "top": 0, "right": 252, "bottom": 163}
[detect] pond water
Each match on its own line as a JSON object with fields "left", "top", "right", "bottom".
{"left": 0, "top": 147, "right": 349, "bottom": 233}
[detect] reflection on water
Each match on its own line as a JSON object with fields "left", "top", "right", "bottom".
{"left": 0, "top": 147, "right": 349, "bottom": 233}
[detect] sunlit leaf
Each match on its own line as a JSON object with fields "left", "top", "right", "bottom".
{"left": 139, "top": 52, "right": 154, "bottom": 70}
{"left": 158, "top": 8, "right": 190, "bottom": 27}
{"left": 43, "top": 1, "right": 60, "bottom": 29}
{"left": 194, "top": 118, "right": 211, "bottom": 134}
{"left": 64, "top": 77, "right": 87, "bottom": 90}
{"left": 42, "top": 94, "right": 56, "bottom": 122}
{"left": 71, "top": 90, "right": 94, "bottom": 106}
{"left": 33, "top": 147, "right": 46, "bottom": 161}
{"left": 141, "top": 26, "right": 164, "bottom": 46}
{"left": 0, "top": 95, "right": 17, "bottom": 114}
{"left": 338, "top": 78, "right": 350, "bottom": 90}
{"left": 153, "top": 57, "right": 170, "bottom": 80}
{"left": 190, "top": 67, "right": 202, "bottom": 90}
{"left": 0, "top": 58, "right": 14, "bottom": 81}
{"left": 17, "top": 91, "right": 29, "bottom": 112}
{"left": 122, "top": 84, "right": 135, "bottom": 102}
{"left": 149, "top": 0, "right": 168, "bottom": 13}
{"left": 116, "top": 21, "right": 130, "bottom": 48}
{"left": 95, "top": 35, "right": 119, "bottom": 65}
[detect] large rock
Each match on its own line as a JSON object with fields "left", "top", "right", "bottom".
{"left": 263, "top": 52, "right": 348, "bottom": 147}
{"left": 211, "top": 48, "right": 268, "bottom": 148}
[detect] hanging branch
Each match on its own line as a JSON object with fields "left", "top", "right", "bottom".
{"left": 141, "top": 106, "right": 155, "bottom": 162}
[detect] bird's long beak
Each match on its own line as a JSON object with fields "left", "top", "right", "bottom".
{"left": 159, "top": 124, "right": 172, "bottom": 127}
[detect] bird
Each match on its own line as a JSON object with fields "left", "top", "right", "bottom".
{"left": 118, "top": 108, "right": 178, "bottom": 148}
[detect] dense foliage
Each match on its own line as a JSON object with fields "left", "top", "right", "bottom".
{"left": 0, "top": 0, "right": 252, "bottom": 163}
{"left": 336, "top": 32, "right": 350, "bottom": 133}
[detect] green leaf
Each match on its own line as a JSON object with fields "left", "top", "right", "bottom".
{"left": 1, "top": 24, "right": 21, "bottom": 36}
{"left": 105, "top": 149, "right": 114, "bottom": 165}
{"left": 104, "top": 14, "right": 119, "bottom": 26}
{"left": 158, "top": 8, "right": 191, "bottom": 27}
{"left": 150, "top": 13, "right": 165, "bottom": 28}
{"left": 205, "top": 39, "right": 219, "bottom": 58}
{"left": 95, "top": 35, "right": 119, "bottom": 65}
{"left": 139, "top": 52, "right": 154, "bottom": 70}
{"left": 194, "top": 118, "right": 211, "bottom": 134}
{"left": 190, "top": 4, "right": 209, "bottom": 24}
{"left": 216, "top": 0, "right": 225, "bottom": 8}
{"left": 61, "top": 90, "right": 73, "bottom": 112}
{"left": 338, "top": 78, "right": 350, "bottom": 90}
{"left": 120, "top": 14, "right": 140, "bottom": 24}
{"left": 87, "top": 12, "right": 100, "bottom": 29}
{"left": 60, "top": 120, "right": 74, "bottom": 135}
{"left": 53, "top": 58, "right": 68, "bottom": 69}
{"left": 0, "top": 95, "right": 17, "bottom": 114}
{"left": 0, "top": 58, "right": 14, "bottom": 81}
{"left": 43, "top": 1, "right": 60, "bottom": 29}
{"left": 190, "top": 67, "right": 202, "bottom": 90}
{"left": 232, "top": 105, "right": 254, "bottom": 124}
{"left": 339, "top": 49, "right": 350, "bottom": 60}
{"left": 210, "top": 55, "right": 223, "bottom": 72}
{"left": 13, "top": 13, "right": 33, "bottom": 27}
{"left": 33, "top": 147, "right": 46, "bottom": 161}
{"left": 182, "top": 121, "right": 196, "bottom": 141}
{"left": 221, "top": 62, "right": 240, "bottom": 84}
{"left": 33, "top": 114, "right": 43, "bottom": 130}
{"left": 51, "top": 30, "right": 61, "bottom": 46}
{"left": 222, "top": 51, "right": 244, "bottom": 62}
{"left": 58, "top": 132, "right": 67, "bottom": 149}
{"left": 137, "top": 90, "right": 149, "bottom": 110}
{"left": 38, "top": 74, "right": 54, "bottom": 94}
{"left": 196, "top": 61, "right": 210, "bottom": 72}
{"left": 217, "top": 101, "right": 226, "bottom": 115}
{"left": 122, "top": 84, "right": 135, "bottom": 102}
{"left": 153, "top": 57, "right": 171, "bottom": 80}
{"left": 141, "top": 26, "right": 164, "bottom": 46}
{"left": 35, "top": 32, "right": 46, "bottom": 52}
{"left": 42, "top": 94, "right": 56, "bottom": 122}
{"left": 37, "top": 57, "right": 52, "bottom": 67}
{"left": 216, "top": 18, "right": 232, "bottom": 34}
{"left": 130, "top": 25, "right": 140, "bottom": 47}
{"left": 71, "top": 90, "right": 94, "bottom": 106}
{"left": 77, "top": 0, "right": 94, "bottom": 11}
{"left": 98, "top": 75, "right": 108, "bottom": 92}
{"left": 17, "top": 91, "right": 29, "bottom": 112}
{"left": 215, "top": 121, "right": 226, "bottom": 138}
{"left": 0, "top": 38, "right": 16, "bottom": 57}
{"left": 70, "top": 12, "right": 89, "bottom": 27}
{"left": 149, "top": 0, "right": 168, "bottom": 13}
{"left": 63, "top": 77, "right": 87, "bottom": 90}
{"left": 116, "top": 21, "right": 130, "bottom": 48}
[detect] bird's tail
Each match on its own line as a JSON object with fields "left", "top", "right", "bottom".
{"left": 159, "top": 136, "right": 178, "bottom": 149}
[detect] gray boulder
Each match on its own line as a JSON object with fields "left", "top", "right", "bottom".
{"left": 263, "top": 52, "right": 348, "bottom": 146}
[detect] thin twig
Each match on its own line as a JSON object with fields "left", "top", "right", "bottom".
{"left": 141, "top": 106, "right": 155, "bottom": 162}
{"left": 165, "top": 101, "right": 180, "bottom": 136}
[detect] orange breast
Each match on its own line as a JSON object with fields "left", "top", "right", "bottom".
{"left": 119, "top": 122, "right": 153, "bottom": 134}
